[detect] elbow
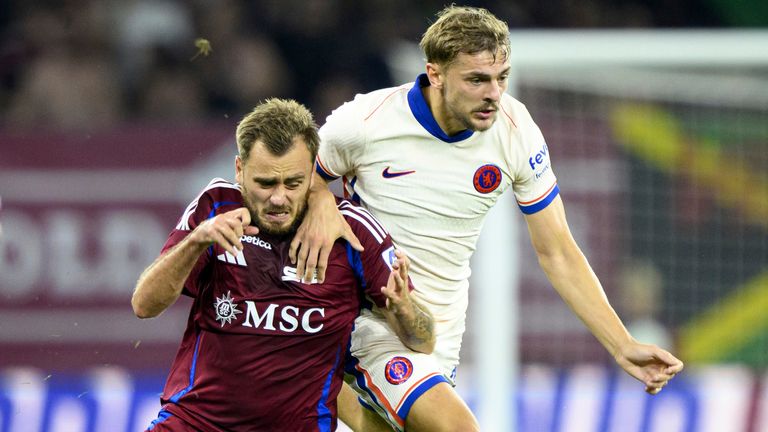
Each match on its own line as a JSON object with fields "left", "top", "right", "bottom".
{"left": 131, "top": 294, "right": 158, "bottom": 319}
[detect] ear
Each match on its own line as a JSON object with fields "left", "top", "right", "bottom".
{"left": 235, "top": 155, "right": 243, "bottom": 184}
{"left": 425, "top": 63, "right": 444, "bottom": 89}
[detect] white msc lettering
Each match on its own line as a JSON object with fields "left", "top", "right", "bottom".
{"left": 302, "top": 308, "right": 325, "bottom": 333}
{"left": 242, "top": 302, "right": 278, "bottom": 330}
{"left": 241, "top": 301, "right": 324, "bottom": 333}
{"left": 279, "top": 305, "right": 299, "bottom": 332}
{"left": 281, "top": 266, "right": 319, "bottom": 284}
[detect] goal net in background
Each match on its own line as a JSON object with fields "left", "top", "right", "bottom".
{"left": 508, "top": 30, "right": 768, "bottom": 368}
{"left": 388, "top": 30, "right": 768, "bottom": 431}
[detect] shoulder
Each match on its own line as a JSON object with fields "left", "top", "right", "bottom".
{"left": 197, "top": 178, "right": 242, "bottom": 202}
{"left": 497, "top": 93, "right": 534, "bottom": 131}
{"left": 336, "top": 198, "right": 388, "bottom": 245}
{"left": 326, "top": 83, "right": 410, "bottom": 124}
{"left": 176, "top": 178, "right": 242, "bottom": 230}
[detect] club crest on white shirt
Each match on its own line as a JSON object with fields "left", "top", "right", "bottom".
{"left": 473, "top": 164, "right": 502, "bottom": 194}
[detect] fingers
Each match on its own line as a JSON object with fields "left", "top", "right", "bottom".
{"left": 288, "top": 225, "right": 305, "bottom": 265}
{"left": 645, "top": 385, "right": 662, "bottom": 395}
{"left": 200, "top": 208, "right": 255, "bottom": 254}
{"left": 234, "top": 207, "right": 252, "bottom": 227}
{"left": 303, "top": 248, "right": 319, "bottom": 284}
{"left": 654, "top": 348, "right": 684, "bottom": 371}
{"left": 295, "top": 245, "right": 309, "bottom": 282}
{"left": 288, "top": 225, "right": 332, "bottom": 283}
{"left": 664, "top": 358, "right": 684, "bottom": 375}
{"left": 395, "top": 250, "right": 409, "bottom": 280}
{"left": 244, "top": 225, "right": 260, "bottom": 235}
{"left": 344, "top": 224, "right": 364, "bottom": 252}
{"left": 381, "top": 271, "right": 399, "bottom": 311}
{"left": 642, "top": 362, "right": 679, "bottom": 395}
{"left": 314, "top": 246, "right": 332, "bottom": 283}
{"left": 295, "top": 243, "right": 328, "bottom": 283}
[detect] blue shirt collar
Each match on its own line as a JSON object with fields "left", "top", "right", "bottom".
{"left": 407, "top": 74, "right": 474, "bottom": 143}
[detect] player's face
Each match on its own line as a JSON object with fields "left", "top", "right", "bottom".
{"left": 236, "top": 138, "right": 313, "bottom": 236}
{"left": 436, "top": 49, "right": 510, "bottom": 134}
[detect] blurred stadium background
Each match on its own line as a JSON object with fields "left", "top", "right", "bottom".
{"left": 0, "top": 1, "right": 766, "bottom": 431}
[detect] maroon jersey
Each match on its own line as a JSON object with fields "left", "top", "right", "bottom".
{"left": 153, "top": 178, "right": 409, "bottom": 432}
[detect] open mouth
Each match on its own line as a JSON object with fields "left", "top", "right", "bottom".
{"left": 264, "top": 209, "right": 290, "bottom": 222}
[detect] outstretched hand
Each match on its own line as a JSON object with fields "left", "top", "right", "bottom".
{"left": 190, "top": 207, "right": 259, "bottom": 254}
{"left": 289, "top": 189, "right": 363, "bottom": 283}
{"left": 614, "top": 341, "right": 684, "bottom": 395}
{"left": 381, "top": 250, "right": 413, "bottom": 314}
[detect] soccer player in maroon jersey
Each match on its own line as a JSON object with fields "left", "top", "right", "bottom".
{"left": 132, "top": 98, "right": 435, "bottom": 432}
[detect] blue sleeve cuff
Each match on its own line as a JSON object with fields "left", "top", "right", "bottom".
{"left": 518, "top": 184, "right": 560, "bottom": 215}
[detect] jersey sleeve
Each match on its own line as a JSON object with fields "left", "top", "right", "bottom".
{"left": 511, "top": 103, "right": 560, "bottom": 215}
{"left": 316, "top": 97, "right": 367, "bottom": 180}
{"left": 338, "top": 200, "right": 415, "bottom": 308}
{"left": 161, "top": 178, "right": 243, "bottom": 297}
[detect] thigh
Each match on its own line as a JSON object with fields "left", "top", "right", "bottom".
{"left": 405, "top": 382, "right": 479, "bottom": 432}
{"left": 337, "top": 382, "right": 394, "bottom": 432}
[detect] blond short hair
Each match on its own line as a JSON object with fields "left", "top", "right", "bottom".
{"left": 236, "top": 98, "right": 319, "bottom": 161}
{"left": 420, "top": 6, "right": 510, "bottom": 67}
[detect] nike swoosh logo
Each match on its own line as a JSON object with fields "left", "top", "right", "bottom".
{"left": 382, "top": 166, "right": 416, "bottom": 178}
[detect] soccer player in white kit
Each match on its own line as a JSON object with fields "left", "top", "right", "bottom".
{"left": 292, "top": 6, "right": 684, "bottom": 431}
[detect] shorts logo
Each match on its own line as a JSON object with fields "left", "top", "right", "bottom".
{"left": 473, "top": 164, "right": 502, "bottom": 194}
{"left": 385, "top": 356, "right": 413, "bottom": 385}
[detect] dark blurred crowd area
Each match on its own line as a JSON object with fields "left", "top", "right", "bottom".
{"left": 0, "top": 0, "right": 762, "bottom": 134}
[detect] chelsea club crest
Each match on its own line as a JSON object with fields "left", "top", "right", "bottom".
{"left": 385, "top": 356, "right": 414, "bottom": 385}
{"left": 473, "top": 164, "right": 502, "bottom": 194}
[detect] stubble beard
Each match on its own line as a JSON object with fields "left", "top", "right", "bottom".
{"left": 442, "top": 86, "right": 497, "bottom": 132}
{"left": 242, "top": 188, "right": 309, "bottom": 237}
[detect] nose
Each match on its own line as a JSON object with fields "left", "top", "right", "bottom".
{"left": 269, "top": 186, "right": 287, "bottom": 206}
{"left": 485, "top": 80, "right": 502, "bottom": 102}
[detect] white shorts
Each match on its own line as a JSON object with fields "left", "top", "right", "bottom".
{"left": 344, "top": 309, "right": 460, "bottom": 431}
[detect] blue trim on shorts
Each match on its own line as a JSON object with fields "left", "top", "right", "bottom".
{"left": 358, "top": 396, "right": 376, "bottom": 412}
{"left": 345, "top": 354, "right": 384, "bottom": 416}
{"left": 317, "top": 346, "right": 342, "bottom": 432}
{"left": 396, "top": 374, "right": 449, "bottom": 421}
{"left": 147, "top": 409, "right": 172, "bottom": 430}
{"left": 169, "top": 331, "right": 202, "bottom": 403}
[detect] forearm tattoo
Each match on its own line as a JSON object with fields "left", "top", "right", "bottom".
{"left": 401, "top": 301, "right": 435, "bottom": 347}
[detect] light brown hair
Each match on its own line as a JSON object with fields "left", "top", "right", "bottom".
{"left": 420, "top": 5, "right": 510, "bottom": 67}
{"left": 236, "top": 98, "right": 319, "bottom": 161}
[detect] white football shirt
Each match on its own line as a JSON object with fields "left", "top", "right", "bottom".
{"left": 317, "top": 74, "right": 559, "bottom": 360}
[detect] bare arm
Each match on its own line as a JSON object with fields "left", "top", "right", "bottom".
{"left": 524, "top": 195, "right": 683, "bottom": 394}
{"left": 131, "top": 207, "right": 255, "bottom": 318}
{"left": 379, "top": 250, "right": 436, "bottom": 354}
{"left": 289, "top": 172, "right": 363, "bottom": 283}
